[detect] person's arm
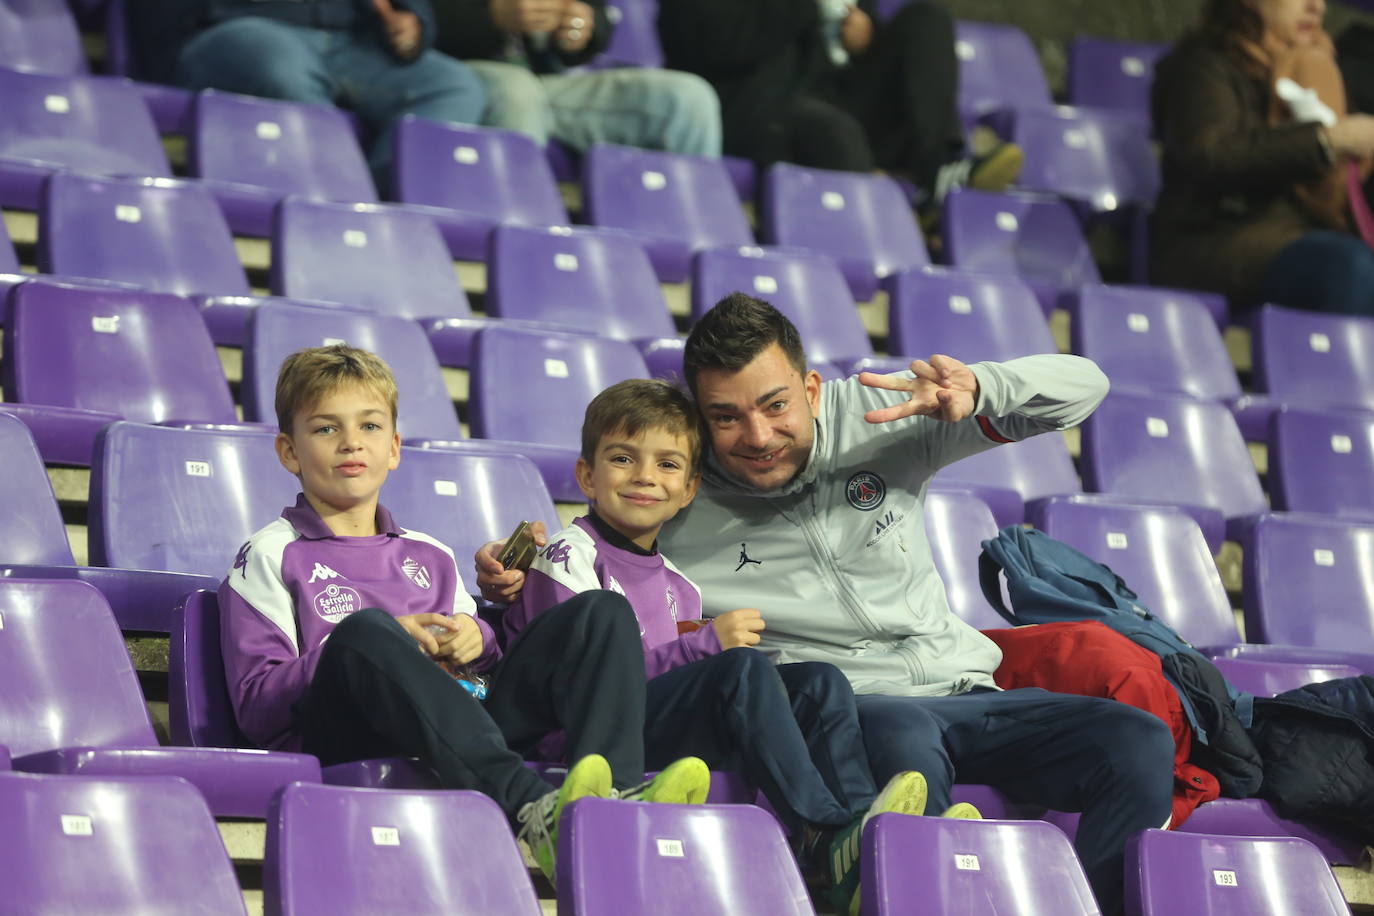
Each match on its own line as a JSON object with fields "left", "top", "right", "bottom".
{"left": 552, "top": 0, "right": 612, "bottom": 67}
{"left": 503, "top": 533, "right": 604, "bottom": 643}
{"left": 388, "top": 0, "right": 438, "bottom": 55}
{"left": 657, "top": 0, "right": 819, "bottom": 76}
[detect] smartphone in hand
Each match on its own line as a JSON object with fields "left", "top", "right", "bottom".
{"left": 496, "top": 520, "right": 538, "bottom": 572}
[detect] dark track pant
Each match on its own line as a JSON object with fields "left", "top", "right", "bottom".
{"left": 856, "top": 687, "right": 1175, "bottom": 915}
{"left": 643, "top": 648, "right": 876, "bottom": 834}
{"left": 297, "top": 591, "right": 647, "bottom": 820}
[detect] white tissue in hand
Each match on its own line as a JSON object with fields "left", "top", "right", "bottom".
{"left": 1275, "top": 76, "right": 1337, "bottom": 127}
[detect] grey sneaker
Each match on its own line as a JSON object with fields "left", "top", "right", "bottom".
{"left": 516, "top": 753, "right": 612, "bottom": 885}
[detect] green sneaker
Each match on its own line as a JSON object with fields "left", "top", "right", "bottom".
{"left": 516, "top": 753, "right": 612, "bottom": 885}
{"left": 615, "top": 756, "right": 711, "bottom": 805}
{"left": 941, "top": 802, "right": 983, "bottom": 819}
{"left": 829, "top": 771, "right": 929, "bottom": 915}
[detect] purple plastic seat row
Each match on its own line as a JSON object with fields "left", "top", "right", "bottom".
{"left": 1251, "top": 303, "right": 1374, "bottom": 413}
{"left": 887, "top": 267, "right": 1057, "bottom": 365}
{"left": 954, "top": 20, "right": 1053, "bottom": 139}
{"left": 1067, "top": 37, "right": 1168, "bottom": 119}
{"left": 1009, "top": 104, "right": 1160, "bottom": 215}
{"left": 1268, "top": 406, "right": 1374, "bottom": 521}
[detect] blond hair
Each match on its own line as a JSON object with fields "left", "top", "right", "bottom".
{"left": 274, "top": 345, "right": 399, "bottom": 434}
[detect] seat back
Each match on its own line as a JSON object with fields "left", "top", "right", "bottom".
{"left": 90, "top": 423, "right": 297, "bottom": 574}
{"left": 272, "top": 198, "right": 472, "bottom": 322}
{"left": 469, "top": 326, "right": 649, "bottom": 449}
{"left": 0, "top": 0, "right": 87, "bottom": 75}
{"left": 955, "top": 21, "right": 1052, "bottom": 128}
{"left": 1125, "top": 829, "right": 1350, "bottom": 915}
{"left": 1067, "top": 37, "right": 1166, "bottom": 117}
{"left": 1269, "top": 406, "right": 1374, "bottom": 520}
{"left": 1252, "top": 304, "right": 1374, "bottom": 411}
{"left": 557, "top": 798, "right": 812, "bottom": 915}
{"left": 244, "top": 301, "right": 461, "bottom": 440}
{"left": 1242, "top": 513, "right": 1374, "bottom": 653}
{"left": 693, "top": 246, "right": 874, "bottom": 363}
{"left": 0, "top": 210, "right": 17, "bottom": 272}
{"left": 924, "top": 487, "right": 1006, "bottom": 630}
{"left": 39, "top": 172, "right": 250, "bottom": 297}
{"left": 487, "top": 224, "right": 674, "bottom": 340}
{"left": 190, "top": 89, "right": 376, "bottom": 202}
{"left": 0, "top": 411, "right": 75, "bottom": 564}
{"left": 1080, "top": 392, "right": 1266, "bottom": 522}
{"left": 1210, "top": 657, "right": 1363, "bottom": 698}
{"left": 1010, "top": 105, "right": 1160, "bottom": 211}
{"left": 169, "top": 590, "right": 251, "bottom": 748}
{"left": 596, "top": 0, "right": 664, "bottom": 68}
{"left": 936, "top": 432, "right": 1080, "bottom": 506}
{"left": 761, "top": 162, "right": 929, "bottom": 299}
{"left": 864, "top": 813, "right": 1098, "bottom": 915}
{"left": 1035, "top": 496, "right": 1239, "bottom": 647}
{"left": 888, "top": 267, "right": 1056, "bottom": 362}
{"left": 0, "top": 579, "right": 156, "bottom": 755}
{"left": 392, "top": 117, "right": 567, "bottom": 228}
{"left": 1070, "top": 284, "right": 1240, "bottom": 400}
{"left": 0, "top": 771, "right": 246, "bottom": 915}
{"left": 4, "top": 281, "right": 237, "bottom": 424}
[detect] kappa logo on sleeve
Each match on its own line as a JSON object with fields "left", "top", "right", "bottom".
{"left": 542, "top": 539, "right": 573, "bottom": 573}
{"left": 233, "top": 542, "right": 251, "bottom": 578}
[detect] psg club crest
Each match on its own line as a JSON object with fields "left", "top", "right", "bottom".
{"left": 845, "top": 471, "right": 886, "bottom": 511}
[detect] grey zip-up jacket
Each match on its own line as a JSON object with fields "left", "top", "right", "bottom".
{"left": 659, "top": 354, "right": 1109, "bottom": 698}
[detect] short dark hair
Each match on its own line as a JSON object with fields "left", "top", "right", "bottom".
{"left": 682, "top": 293, "right": 807, "bottom": 394}
{"left": 580, "top": 379, "right": 703, "bottom": 474}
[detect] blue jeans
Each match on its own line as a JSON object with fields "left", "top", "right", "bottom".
{"left": 174, "top": 17, "right": 486, "bottom": 191}
{"left": 856, "top": 687, "right": 1174, "bottom": 914}
{"left": 1261, "top": 229, "right": 1374, "bottom": 315}
{"left": 466, "top": 60, "right": 721, "bottom": 156}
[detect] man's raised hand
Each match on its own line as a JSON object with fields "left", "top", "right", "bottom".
{"left": 858, "top": 354, "right": 979, "bottom": 424}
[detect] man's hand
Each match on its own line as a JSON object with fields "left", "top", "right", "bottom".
{"left": 474, "top": 520, "right": 549, "bottom": 603}
{"left": 712, "top": 608, "right": 765, "bottom": 649}
{"left": 395, "top": 612, "right": 456, "bottom": 656}
{"left": 858, "top": 355, "right": 979, "bottom": 424}
{"left": 841, "top": 6, "right": 874, "bottom": 56}
{"left": 491, "top": 0, "right": 567, "bottom": 34}
{"left": 556, "top": 1, "right": 595, "bottom": 53}
{"left": 433, "top": 614, "right": 486, "bottom": 668}
{"left": 372, "top": 0, "right": 422, "bottom": 59}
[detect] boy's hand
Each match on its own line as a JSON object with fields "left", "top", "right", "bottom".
{"left": 858, "top": 355, "right": 979, "bottom": 425}
{"left": 433, "top": 614, "right": 485, "bottom": 667}
{"left": 372, "top": 0, "right": 422, "bottom": 59}
{"left": 474, "top": 521, "right": 549, "bottom": 603}
{"left": 396, "top": 613, "right": 456, "bottom": 656}
{"left": 712, "top": 608, "right": 765, "bottom": 649}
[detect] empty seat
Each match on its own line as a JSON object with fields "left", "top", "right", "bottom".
{"left": 1067, "top": 37, "right": 1167, "bottom": 118}
{"left": 692, "top": 246, "right": 910, "bottom": 375}
{"left": 468, "top": 326, "right": 650, "bottom": 501}
{"left": 190, "top": 89, "right": 377, "bottom": 236}
{"left": 1178, "top": 797, "right": 1369, "bottom": 866}
{"left": 761, "top": 163, "right": 930, "bottom": 301}
{"left": 582, "top": 142, "right": 753, "bottom": 282}
{"left": 1269, "top": 406, "right": 1374, "bottom": 520}
{"left": 954, "top": 20, "right": 1052, "bottom": 137}
{"left": 244, "top": 301, "right": 462, "bottom": 441}
{"left": 1252, "top": 303, "right": 1374, "bottom": 412}
{"left": 0, "top": 771, "right": 247, "bottom": 915}
{"left": 391, "top": 117, "right": 569, "bottom": 260}
{"left": 1125, "top": 829, "right": 1350, "bottom": 915}
{"left": 1079, "top": 392, "right": 1265, "bottom": 546}
{"left": 0, "top": 209, "right": 17, "bottom": 273}
{"left": 924, "top": 486, "right": 1007, "bottom": 630}
{"left": 934, "top": 432, "right": 1081, "bottom": 528}
{"left": 1009, "top": 105, "right": 1160, "bottom": 214}
{"left": 1210, "top": 657, "right": 1363, "bottom": 697}
{"left": 862, "top": 813, "right": 1098, "bottom": 915}
{"left": 595, "top": 0, "right": 664, "bottom": 68}
{"left": 0, "top": 68, "right": 171, "bottom": 208}
{"left": 265, "top": 782, "right": 540, "bottom": 915}
{"left": 942, "top": 189, "right": 1101, "bottom": 315}
{"left": 0, "top": 0, "right": 86, "bottom": 76}
{"left": 0, "top": 410, "right": 72, "bottom": 564}
{"left": 0, "top": 578, "right": 320, "bottom": 816}
{"left": 557, "top": 797, "right": 812, "bottom": 914}
{"left": 887, "top": 267, "right": 1057, "bottom": 363}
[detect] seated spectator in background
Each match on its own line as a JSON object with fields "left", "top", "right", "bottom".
{"left": 126, "top": 0, "right": 487, "bottom": 189}
{"left": 1152, "top": 0, "right": 1374, "bottom": 314}
{"left": 433, "top": 0, "right": 721, "bottom": 157}
{"left": 656, "top": 0, "right": 1021, "bottom": 208}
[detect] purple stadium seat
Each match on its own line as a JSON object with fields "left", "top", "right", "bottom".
{"left": 1067, "top": 284, "right": 1271, "bottom": 440}
{"left": 171, "top": 590, "right": 442, "bottom": 790}
{"left": 244, "top": 301, "right": 461, "bottom": 441}
{"left": 887, "top": 267, "right": 1056, "bottom": 363}
{"left": 942, "top": 189, "right": 1101, "bottom": 315}
{"left": 934, "top": 432, "right": 1081, "bottom": 528}
{"left": 0, "top": 211, "right": 17, "bottom": 274}
{"left": 1242, "top": 513, "right": 1374, "bottom": 663}
{"left": 0, "top": 746, "right": 8, "bottom": 769}
{"left": 1210, "top": 657, "right": 1362, "bottom": 697}
{"left": 265, "top": 782, "right": 539, "bottom": 916}
{"left": 2, "top": 280, "right": 241, "bottom": 465}
{"left": 692, "top": 246, "right": 910, "bottom": 375}
{"left": 190, "top": 89, "right": 377, "bottom": 237}
{"left": 467, "top": 326, "right": 650, "bottom": 501}
{"left": 1009, "top": 105, "right": 1160, "bottom": 213}
{"left": 582, "top": 143, "right": 754, "bottom": 282}
{"left": 861, "top": 813, "right": 1099, "bottom": 916}
{"left": 924, "top": 485, "right": 1008, "bottom": 630}
{"left": 1079, "top": 392, "right": 1265, "bottom": 547}
{"left": 486, "top": 224, "right": 681, "bottom": 376}
{"left": 391, "top": 117, "right": 569, "bottom": 259}
{"left": 954, "top": 20, "right": 1052, "bottom": 138}
{"left": 0, "top": 68, "right": 171, "bottom": 209}
{"left": 1067, "top": 37, "right": 1167, "bottom": 119}
{"left": 557, "top": 798, "right": 812, "bottom": 914}
{"left": 1252, "top": 304, "right": 1374, "bottom": 412}
{"left": 1125, "top": 829, "right": 1351, "bottom": 915}
{"left": 0, "top": 579, "right": 321, "bottom": 816}
{"left": 760, "top": 163, "right": 930, "bottom": 300}
{"left": 0, "top": 772, "right": 247, "bottom": 915}
{"left": 0, "top": 0, "right": 86, "bottom": 76}
{"left": 1179, "top": 798, "right": 1369, "bottom": 865}
{"left": 1269, "top": 406, "right": 1374, "bottom": 520}
{"left": 594, "top": 0, "right": 664, "bottom": 69}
